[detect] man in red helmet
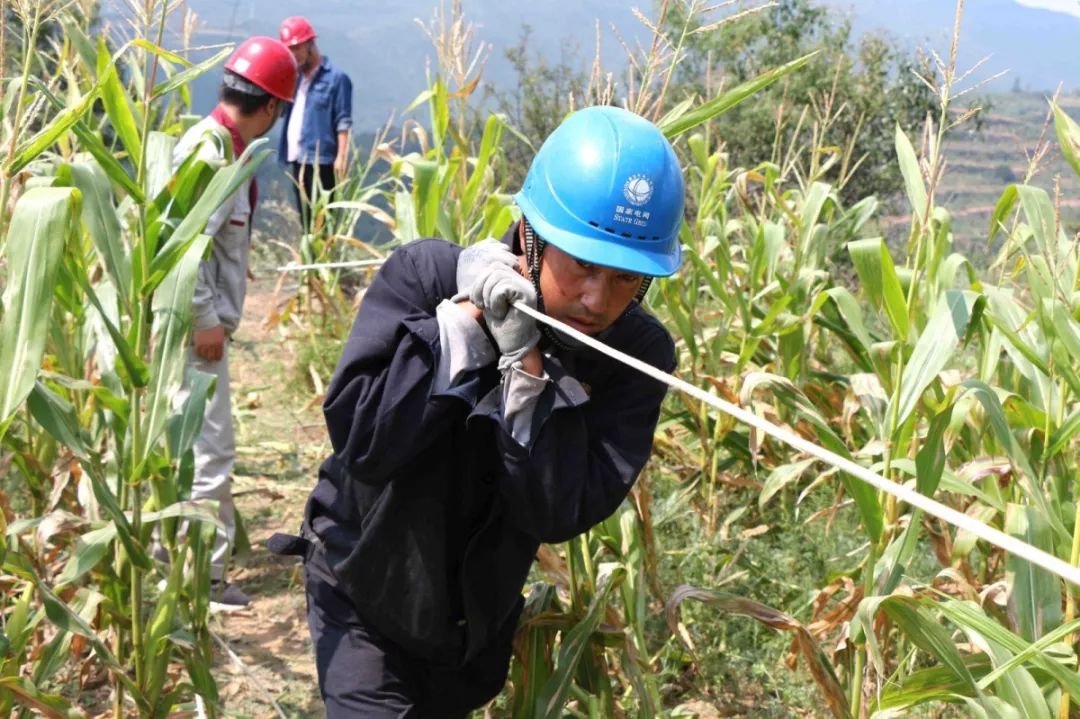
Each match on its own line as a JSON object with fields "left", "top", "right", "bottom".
{"left": 277, "top": 16, "right": 354, "bottom": 227}
{"left": 172, "top": 36, "right": 297, "bottom": 609}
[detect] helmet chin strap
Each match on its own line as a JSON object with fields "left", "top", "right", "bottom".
{"left": 523, "top": 219, "right": 576, "bottom": 351}
{"left": 521, "top": 218, "right": 653, "bottom": 352}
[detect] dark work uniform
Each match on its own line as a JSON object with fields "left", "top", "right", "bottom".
{"left": 274, "top": 223, "right": 675, "bottom": 717}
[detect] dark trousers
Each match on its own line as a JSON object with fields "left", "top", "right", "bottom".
{"left": 289, "top": 162, "right": 336, "bottom": 229}
{"left": 303, "top": 541, "right": 500, "bottom": 718}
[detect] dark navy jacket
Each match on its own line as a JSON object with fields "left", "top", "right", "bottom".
{"left": 277, "top": 55, "right": 353, "bottom": 165}
{"left": 304, "top": 228, "right": 675, "bottom": 677}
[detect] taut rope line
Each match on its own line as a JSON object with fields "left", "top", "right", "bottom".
{"left": 268, "top": 254, "right": 1080, "bottom": 587}
{"left": 512, "top": 301, "right": 1080, "bottom": 588}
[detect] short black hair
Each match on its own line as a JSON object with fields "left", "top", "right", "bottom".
{"left": 219, "top": 70, "right": 274, "bottom": 115}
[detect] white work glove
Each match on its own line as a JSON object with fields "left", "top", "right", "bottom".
{"left": 469, "top": 263, "right": 540, "bottom": 369}
{"left": 453, "top": 238, "right": 518, "bottom": 301}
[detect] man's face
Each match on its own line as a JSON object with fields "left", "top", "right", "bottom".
{"left": 523, "top": 243, "right": 644, "bottom": 336}
{"left": 289, "top": 41, "right": 315, "bottom": 72}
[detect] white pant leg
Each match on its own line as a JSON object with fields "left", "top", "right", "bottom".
{"left": 181, "top": 345, "right": 236, "bottom": 581}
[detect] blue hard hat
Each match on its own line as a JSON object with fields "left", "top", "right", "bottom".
{"left": 514, "top": 106, "right": 684, "bottom": 277}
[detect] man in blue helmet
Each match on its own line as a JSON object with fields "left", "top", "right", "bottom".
{"left": 269, "top": 106, "right": 684, "bottom": 716}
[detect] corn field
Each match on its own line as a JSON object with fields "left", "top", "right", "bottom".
{"left": 1, "top": 0, "right": 1079, "bottom": 717}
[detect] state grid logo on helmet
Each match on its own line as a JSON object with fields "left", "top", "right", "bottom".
{"left": 623, "top": 174, "right": 654, "bottom": 206}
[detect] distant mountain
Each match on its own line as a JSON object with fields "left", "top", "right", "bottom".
{"left": 820, "top": 0, "right": 1080, "bottom": 93}
{"left": 176, "top": 0, "right": 1079, "bottom": 130}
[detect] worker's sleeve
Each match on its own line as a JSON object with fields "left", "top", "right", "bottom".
{"left": 333, "top": 72, "right": 353, "bottom": 134}
{"left": 432, "top": 299, "right": 496, "bottom": 393}
{"left": 322, "top": 247, "right": 478, "bottom": 484}
{"left": 473, "top": 328, "right": 675, "bottom": 543}
{"left": 173, "top": 131, "right": 233, "bottom": 332}
{"left": 434, "top": 301, "right": 548, "bottom": 444}
{"left": 501, "top": 362, "right": 552, "bottom": 446}
{"left": 191, "top": 261, "right": 221, "bottom": 331}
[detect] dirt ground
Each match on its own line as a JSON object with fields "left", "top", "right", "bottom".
{"left": 206, "top": 277, "right": 328, "bottom": 718}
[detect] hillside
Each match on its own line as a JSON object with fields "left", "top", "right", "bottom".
{"left": 920, "top": 91, "right": 1080, "bottom": 260}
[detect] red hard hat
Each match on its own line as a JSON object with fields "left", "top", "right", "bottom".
{"left": 279, "top": 16, "right": 317, "bottom": 47}
{"left": 224, "top": 36, "right": 298, "bottom": 102}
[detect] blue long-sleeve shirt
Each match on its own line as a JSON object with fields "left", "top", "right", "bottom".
{"left": 278, "top": 55, "right": 352, "bottom": 165}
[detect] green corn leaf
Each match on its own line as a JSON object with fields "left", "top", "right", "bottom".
{"left": 959, "top": 380, "right": 1067, "bottom": 541}
{"left": 895, "top": 123, "right": 928, "bottom": 217}
{"left": 823, "top": 287, "right": 875, "bottom": 353}
{"left": 798, "top": 182, "right": 831, "bottom": 260}
{"left": 977, "top": 617, "right": 1080, "bottom": 690}
{"left": 872, "top": 657, "right": 994, "bottom": 714}
{"left": 96, "top": 38, "right": 143, "bottom": 168}
{"left": 848, "top": 237, "right": 909, "bottom": 341}
{"left": 5, "top": 85, "right": 101, "bottom": 175}
{"left": 856, "top": 595, "right": 980, "bottom": 699}
{"left": 166, "top": 369, "right": 215, "bottom": 459}
{"left": 73, "top": 265, "right": 150, "bottom": 388}
{"left": 26, "top": 382, "right": 93, "bottom": 461}
{"left": 145, "top": 131, "right": 178, "bottom": 200}
{"left": 0, "top": 677, "right": 84, "bottom": 719}
{"left": 131, "top": 38, "right": 189, "bottom": 65}
{"left": 657, "top": 97, "right": 696, "bottom": 135}
{"left": 1052, "top": 100, "right": 1080, "bottom": 180}
{"left": 32, "top": 590, "right": 105, "bottom": 692}
{"left": 989, "top": 185, "right": 1019, "bottom": 244}
{"left": 412, "top": 158, "right": 439, "bottom": 238}
{"left": 1015, "top": 185, "right": 1060, "bottom": 261}
{"left": 891, "top": 290, "right": 983, "bottom": 426}
{"left": 34, "top": 582, "right": 124, "bottom": 677}
{"left": 462, "top": 112, "right": 504, "bottom": 212}
{"left": 966, "top": 639, "right": 1051, "bottom": 719}
{"left": 146, "top": 140, "right": 271, "bottom": 293}
{"left": 878, "top": 407, "right": 952, "bottom": 594}
{"left": 535, "top": 567, "right": 626, "bottom": 718}
{"left": 661, "top": 52, "right": 817, "bottom": 138}
{"left": 82, "top": 468, "right": 151, "bottom": 572}
{"left": 936, "top": 598, "right": 1080, "bottom": 703}
{"left": 69, "top": 120, "right": 144, "bottom": 201}
{"left": 20, "top": 76, "right": 143, "bottom": 201}
{"left": 0, "top": 188, "right": 81, "bottom": 434}
{"left": 1046, "top": 407, "right": 1080, "bottom": 459}
{"left": 143, "top": 555, "right": 185, "bottom": 706}
{"left": 151, "top": 46, "right": 231, "bottom": 100}
{"left": 184, "top": 649, "right": 220, "bottom": 705}
{"left": 393, "top": 189, "right": 419, "bottom": 242}
{"left": 759, "top": 459, "right": 816, "bottom": 509}
{"left": 142, "top": 234, "right": 209, "bottom": 458}
{"left": 54, "top": 525, "right": 113, "bottom": 587}
{"left": 1050, "top": 302, "right": 1080, "bottom": 363}
{"left": 1004, "top": 504, "right": 1062, "bottom": 643}
{"left": 57, "top": 158, "right": 130, "bottom": 308}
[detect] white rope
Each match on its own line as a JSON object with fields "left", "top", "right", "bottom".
{"left": 513, "top": 301, "right": 1080, "bottom": 588}
{"left": 275, "top": 259, "right": 386, "bottom": 272}
{"left": 262, "top": 252, "right": 1080, "bottom": 586}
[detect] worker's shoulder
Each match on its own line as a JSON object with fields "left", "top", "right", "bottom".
{"left": 320, "top": 58, "right": 352, "bottom": 83}
{"left": 388, "top": 238, "right": 462, "bottom": 266}
{"left": 381, "top": 238, "right": 461, "bottom": 287}
{"left": 613, "top": 304, "right": 676, "bottom": 369}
